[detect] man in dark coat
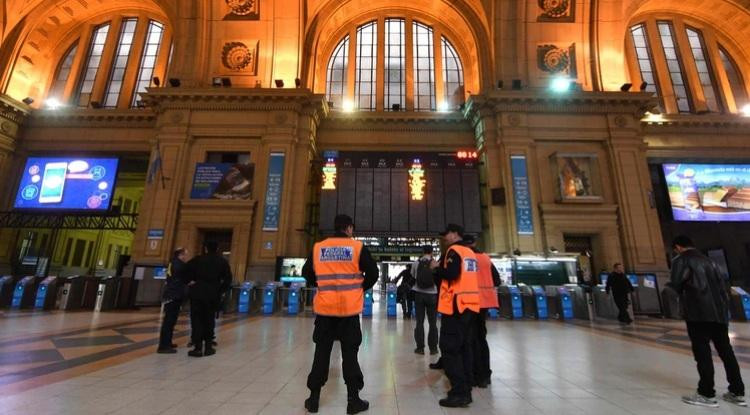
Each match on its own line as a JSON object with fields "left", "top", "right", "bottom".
{"left": 669, "top": 235, "right": 745, "bottom": 408}
{"left": 184, "top": 241, "right": 232, "bottom": 357}
{"left": 605, "top": 263, "right": 634, "bottom": 324}
{"left": 157, "top": 248, "right": 189, "bottom": 353}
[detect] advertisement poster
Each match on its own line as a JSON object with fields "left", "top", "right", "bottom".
{"left": 262, "top": 153, "right": 285, "bottom": 231}
{"left": 14, "top": 157, "right": 119, "bottom": 210}
{"left": 663, "top": 163, "right": 750, "bottom": 222}
{"left": 510, "top": 155, "right": 534, "bottom": 235}
{"left": 190, "top": 163, "right": 254, "bottom": 200}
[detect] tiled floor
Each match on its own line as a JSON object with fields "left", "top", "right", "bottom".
{"left": 2, "top": 305, "right": 750, "bottom": 414}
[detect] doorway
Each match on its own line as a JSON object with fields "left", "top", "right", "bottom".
{"left": 200, "top": 229, "right": 233, "bottom": 261}
{"left": 564, "top": 234, "right": 595, "bottom": 284}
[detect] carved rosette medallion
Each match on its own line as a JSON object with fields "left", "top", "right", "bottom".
{"left": 224, "top": 0, "right": 259, "bottom": 20}
{"left": 537, "top": 44, "right": 576, "bottom": 76}
{"left": 537, "top": 0, "right": 574, "bottom": 22}
{"left": 221, "top": 42, "right": 255, "bottom": 72}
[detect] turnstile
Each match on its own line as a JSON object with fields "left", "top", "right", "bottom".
{"left": 81, "top": 276, "right": 100, "bottom": 309}
{"left": 115, "top": 277, "right": 139, "bottom": 309}
{"left": 94, "top": 276, "right": 119, "bottom": 311}
{"left": 12, "top": 276, "right": 40, "bottom": 309}
{"left": 34, "top": 276, "right": 59, "bottom": 310}
{"left": 519, "top": 285, "right": 548, "bottom": 319}
{"left": 546, "top": 286, "right": 574, "bottom": 320}
{"left": 262, "top": 282, "right": 280, "bottom": 314}
{"left": 59, "top": 276, "right": 85, "bottom": 310}
{"left": 661, "top": 286, "right": 681, "bottom": 319}
{"left": 632, "top": 274, "right": 662, "bottom": 316}
{"left": 386, "top": 283, "right": 398, "bottom": 317}
{"left": 237, "top": 281, "right": 256, "bottom": 313}
{"left": 0, "top": 275, "right": 18, "bottom": 308}
{"left": 730, "top": 287, "right": 750, "bottom": 321}
{"left": 287, "top": 283, "right": 302, "bottom": 315}
{"left": 498, "top": 285, "right": 523, "bottom": 319}
{"left": 303, "top": 287, "right": 316, "bottom": 312}
{"left": 592, "top": 285, "right": 619, "bottom": 319}
{"left": 363, "top": 289, "right": 373, "bottom": 317}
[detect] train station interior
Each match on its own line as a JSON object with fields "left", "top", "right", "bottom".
{"left": 1, "top": 0, "right": 750, "bottom": 413}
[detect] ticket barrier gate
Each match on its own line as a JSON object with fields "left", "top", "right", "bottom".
{"left": 237, "top": 281, "right": 256, "bottom": 313}
{"left": 81, "top": 276, "right": 100, "bottom": 309}
{"left": 660, "top": 286, "right": 681, "bottom": 319}
{"left": 730, "top": 287, "right": 750, "bottom": 321}
{"left": 546, "top": 286, "right": 573, "bottom": 320}
{"left": 592, "top": 284, "right": 619, "bottom": 319}
{"left": 519, "top": 285, "right": 548, "bottom": 319}
{"left": 34, "top": 276, "right": 59, "bottom": 310}
{"left": 94, "top": 276, "right": 119, "bottom": 312}
{"left": 262, "top": 282, "right": 281, "bottom": 315}
{"left": 498, "top": 285, "right": 523, "bottom": 319}
{"left": 115, "top": 277, "right": 139, "bottom": 309}
{"left": 386, "top": 283, "right": 397, "bottom": 317}
{"left": 631, "top": 274, "right": 662, "bottom": 316}
{"left": 564, "top": 284, "right": 592, "bottom": 320}
{"left": 59, "top": 276, "right": 85, "bottom": 310}
{"left": 363, "top": 289, "right": 374, "bottom": 317}
{"left": 0, "top": 275, "right": 19, "bottom": 308}
{"left": 12, "top": 276, "right": 40, "bottom": 309}
{"left": 286, "top": 283, "right": 303, "bottom": 315}
{"left": 303, "top": 287, "right": 316, "bottom": 312}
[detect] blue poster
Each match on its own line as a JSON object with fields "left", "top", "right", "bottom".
{"left": 262, "top": 153, "right": 286, "bottom": 231}
{"left": 190, "top": 163, "right": 254, "bottom": 200}
{"left": 510, "top": 155, "right": 534, "bottom": 235}
{"left": 663, "top": 163, "right": 750, "bottom": 222}
{"left": 13, "top": 157, "right": 119, "bottom": 210}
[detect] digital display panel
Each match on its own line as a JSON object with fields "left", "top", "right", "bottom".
{"left": 663, "top": 163, "right": 750, "bottom": 222}
{"left": 279, "top": 257, "right": 306, "bottom": 283}
{"left": 14, "top": 157, "right": 119, "bottom": 210}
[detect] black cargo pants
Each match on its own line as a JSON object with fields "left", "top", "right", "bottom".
{"left": 439, "top": 310, "right": 476, "bottom": 398}
{"left": 307, "top": 315, "right": 364, "bottom": 391}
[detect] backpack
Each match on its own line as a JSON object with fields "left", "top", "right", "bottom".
{"left": 416, "top": 258, "right": 435, "bottom": 289}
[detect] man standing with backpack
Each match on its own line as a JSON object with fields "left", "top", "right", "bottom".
{"left": 412, "top": 245, "right": 439, "bottom": 355}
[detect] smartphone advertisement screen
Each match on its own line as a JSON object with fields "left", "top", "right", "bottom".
{"left": 14, "top": 157, "right": 119, "bottom": 210}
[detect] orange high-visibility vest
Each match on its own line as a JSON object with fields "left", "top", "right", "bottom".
{"left": 312, "top": 237, "right": 364, "bottom": 317}
{"left": 437, "top": 244, "right": 480, "bottom": 315}
{"left": 475, "top": 252, "right": 499, "bottom": 309}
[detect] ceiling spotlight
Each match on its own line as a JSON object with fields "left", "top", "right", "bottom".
{"left": 221, "top": 77, "right": 231, "bottom": 87}
{"left": 391, "top": 103, "right": 400, "bottom": 111}
{"left": 274, "top": 79, "right": 284, "bottom": 88}
{"left": 254, "top": 80, "right": 262, "bottom": 88}
{"left": 511, "top": 79, "right": 522, "bottom": 90}
{"left": 168, "top": 78, "right": 181, "bottom": 87}
{"left": 22, "top": 97, "right": 34, "bottom": 105}
{"left": 513, "top": 249, "right": 522, "bottom": 256}
{"left": 90, "top": 101, "right": 102, "bottom": 109}
{"left": 438, "top": 101, "right": 451, "bottom": 112}
{"left": 295, "top": 78, "right": 302, "bottom": 88}
{"left": 740, "top": 104, "right": 750, "bottom": 117}
{"left": 620, "top": 83, "right": 633, "bottom": 92}
{"left": 212, "top": 77, "right": 222, "bottom": 87}
{"left": 342, "top": 99, "right": 354, "bottom": 112}
{"left": 327, "top": 101, "right": 334, "bottom": 109}
{"left": 44, "top": 98, "right": 62, "bottom": 110}
{"left": 497, "top": 80, "right": 504, "bottom": 89}
{"left": 550, "top": 77, "right": 572, "bottom": 92}
{"left": 549, "top": 246, "right": 559, "bottom": 254}
{"left": 639, "top": 81, "right": 648, "bottom": 91}
{"left": 152, "top": 77, "right": 161, "bottom": 87}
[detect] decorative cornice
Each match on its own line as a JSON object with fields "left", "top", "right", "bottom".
{"left": 141, "top": 87, "right": 329, "bottom": 117}
{"left": 320, "top": 111, "right": 471, "bottom": 132}
{"left": 465, "top": 90, "right": 657, "bottom": 118}
{"left": 642, "top": 113, "right": 750, "bottom": 134}
{"left": 0, "top": 94, "right": 31, "bottom": 125}
{"left": 27, "top": 109, "right": 157, "bottom": 128}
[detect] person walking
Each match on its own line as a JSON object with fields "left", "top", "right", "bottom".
{"left": 669, "top": 235, "right": 745, "bottom": 408}
{"left": 463, "top": 234, "right": 500, "bottom": 388}
{"left": 605, "top": 263, "right": 634, "bottom": 324}
{"left": 184, "top": 241, "right": 232, "bottom": 357}
{"left": 302, "top": 214, "right": 379, "bottom": 414}
{"left": 392, "top": 267, "right": 415, "bottom": 318}
{"left": 431, "top": 224, "right": 480, "bottom": 408}
{"left": 157, "top": 248, "right": 189, "bottom": 354}
{"left": 411, "top": 245, "right": 439, "bottom": 355}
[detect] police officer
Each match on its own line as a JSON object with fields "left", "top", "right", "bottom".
{"left": 157, "top": 248, "right": 189, "bottom": 354}
{"left": 463, "top": 234, "right": 501, "bottom": 388}
{"left": 430, "top": 224, "right": 480, "bottom": 408}
{"left": 302, "top": 214, "right": 379, "bottom": 414}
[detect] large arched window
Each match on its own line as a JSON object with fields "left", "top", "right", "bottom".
{"left": 627, "top": 17, "right": 749, "bottom": 114}
{"left": 47, "top": 14, "right": 172, "bottom": 109}
{"left": 325, "top": 18, "right": 465, "bottom": 112}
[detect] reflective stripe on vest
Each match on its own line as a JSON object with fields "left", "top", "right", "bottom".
{"left": 312, "top": 238, "right": 364, "bottom": 316}
{"left": 437, "top": 244, "right": 481, "bottom": 315}
{"left": 475, "top": 252, "right": 499, "bottom": 309}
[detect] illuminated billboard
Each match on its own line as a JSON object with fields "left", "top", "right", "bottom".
{"left": 663, "top": 163, "right": 750, "bottom": 222}
{"left": 14, "top": 157, "right": 119, "bottom": 211}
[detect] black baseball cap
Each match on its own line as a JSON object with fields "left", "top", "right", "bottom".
{"left": 334, "top": 214, "right": 354, "bottom": 231}
{"left": 462, "top": 234, "right": 476, "bottom": 244}
{"left": 439, "top": 223, "right": 464, "bottom": 237}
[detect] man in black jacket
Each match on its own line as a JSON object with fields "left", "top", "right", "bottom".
{"left": 605, "top": 263, "right": 633, "bottom": 324}
{"left": 669, "top": 235, "right": 745, "bottom": 408}
{"left": 157, "top": 248, "right": 189, "bottom": 353}
{"left": 184, "top": 241, "right": 232, "bottom": 357}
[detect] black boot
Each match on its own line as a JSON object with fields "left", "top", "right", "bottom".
{"left": 187, "top": 341, "right": 203, "bottom": 357}
{"left": 304, "top": 388, "right": 320, "bottom": 413}
{"left": 346, "top": 385, "right": 369, "bottom": 414}
{"left": 204, "top": 340, "right": 216, "bottom": 356}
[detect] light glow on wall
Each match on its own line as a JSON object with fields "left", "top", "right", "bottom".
{"left": 408, "top": 158, "right": 426, "bottom": 201}
{"left": 321, "top": 158, "right": 337, "bottom": 190}
{"left": 741, "top": 104, "right": 750, "bottom": 117}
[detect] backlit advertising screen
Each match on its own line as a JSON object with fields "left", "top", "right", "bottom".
{"left": 663, "top": 163, "right": 750, "bottom": 222}
{"left": 14, "top": 157, "right": 119, "bottom": 211}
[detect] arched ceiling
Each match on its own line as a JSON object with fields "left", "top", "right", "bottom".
{"left": 1, "top": 0, "right": 173, "bottom": 102}
{"left": 303, "top": 0, "right": 492, "bottom": 94}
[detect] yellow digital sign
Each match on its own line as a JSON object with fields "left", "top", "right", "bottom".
{"left": 321, "top": 158, "right": 337, "bottom": 190}
{"left": 409, "top": 158, "right": 426, "bottom": 201}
